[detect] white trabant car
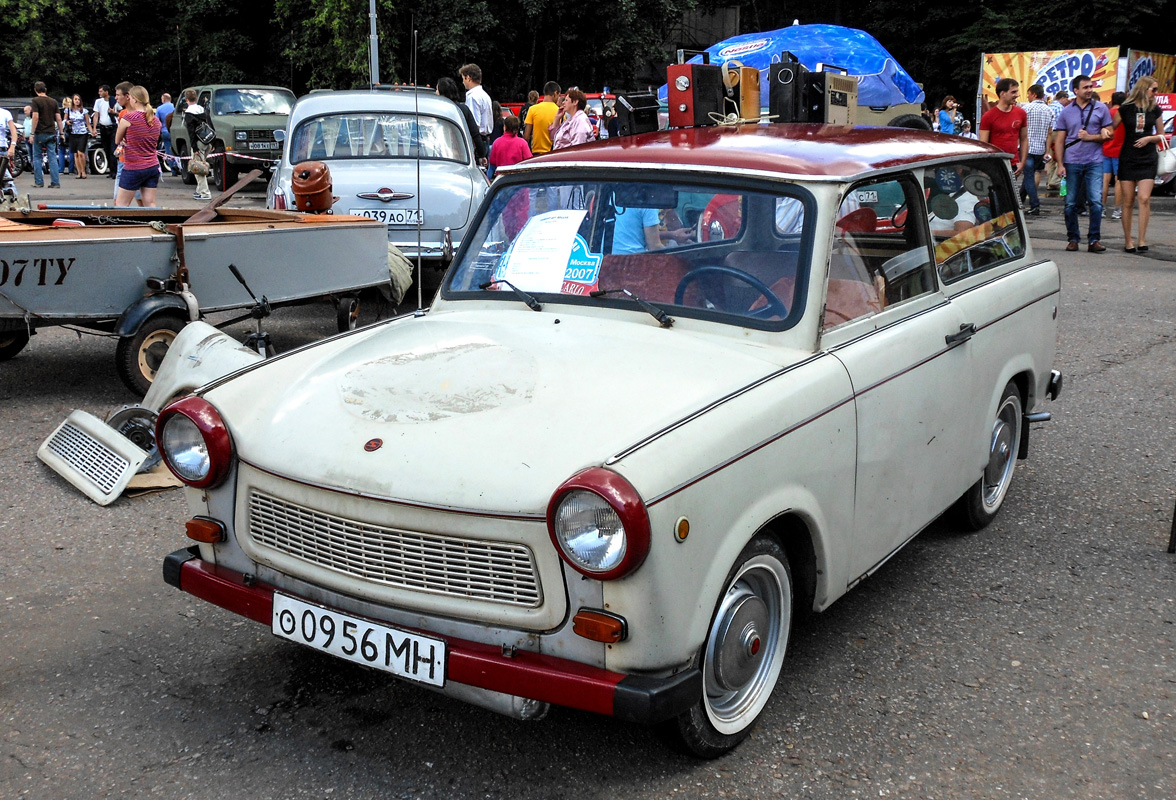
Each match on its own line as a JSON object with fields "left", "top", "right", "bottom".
{"left": 160, "top": 124, "right": 1061, "bottom": 757}
{"left": 267, "top": 88, "right": 488, "bottom": 266}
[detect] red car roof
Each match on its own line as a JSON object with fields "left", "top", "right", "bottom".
{"left": 517, "top": 123, "right": 1003, "bottom": 179}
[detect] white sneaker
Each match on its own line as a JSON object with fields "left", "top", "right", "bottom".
{"left": 1111, "top": 209, "right": 1122, "bottom": 220}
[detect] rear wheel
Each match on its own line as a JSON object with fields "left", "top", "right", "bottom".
{"left": 115, "top": 313, "right": 186, "bottom": 396}
{"left": 956, "top": 381, "right": 1022, "bottom": 531}
{"left": 668, "top": 536, "right": 792, "bottom": 758}
{"left": 0, "top": 329, "right": 31, "bottom": 360}
{"left": 888, "top": 113, "right": 932, "bottom": 131}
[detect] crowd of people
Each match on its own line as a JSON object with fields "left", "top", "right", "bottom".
{"left": 967, "top": 74, "right": 1166, "bottom": 253}
{"left": 0, "top": 80, "right": 214, "bottom": 207}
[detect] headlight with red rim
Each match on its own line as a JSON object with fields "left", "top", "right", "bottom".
{"left": 547, "top": 468, "right": 650, "bottom": 581}
{"left": 156, "top": 397, "right": 234, "bottom": 489}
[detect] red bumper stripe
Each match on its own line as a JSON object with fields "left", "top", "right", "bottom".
{"left": 178, "top": 559, "right": 623, "bottom": 716}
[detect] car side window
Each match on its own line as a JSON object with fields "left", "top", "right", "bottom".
{"left": 823, "top": 175, "right": 934, "bottom": 330}
{"left": 925, "top": 161, "right": 1025, "bottom": 283}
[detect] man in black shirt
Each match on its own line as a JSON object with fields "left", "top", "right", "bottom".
{"left": 29, "top": 81, "right": 61, "bottom": 188}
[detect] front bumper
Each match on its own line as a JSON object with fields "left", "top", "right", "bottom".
{"left": 163, "top": 547, "right": 700, "bottom": 724}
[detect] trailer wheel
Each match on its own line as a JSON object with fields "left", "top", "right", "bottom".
{"left": 116, "top": 313, "right": 186, "bottom": 396}
{"left": 0, "top": 330, "right": 30, "bottom": 360}
{"left": 337, "top": 295, "right": 361, "bottom": 332}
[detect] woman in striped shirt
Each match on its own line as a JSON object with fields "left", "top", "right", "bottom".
{"left": 114, "top": 85, "right": 162, "bottom": 207}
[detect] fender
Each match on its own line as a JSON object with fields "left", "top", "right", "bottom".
{"left": 115, "top": 293, "right": 192, "bottom": 338}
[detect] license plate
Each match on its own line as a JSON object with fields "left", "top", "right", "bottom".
{"left": 272, "top": 593, "right": 445, "bottom": 687}
{"left": 348, "top": 207, "right": 424, "bottom": 226}
{"left": 248, "top": 141, "right": 275, "bottom": 150}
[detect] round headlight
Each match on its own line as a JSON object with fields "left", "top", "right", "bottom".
{"left": 162, "top": 413, "right": 210, "bottom": 482}
{"left": 156, "top": 397, "right": 234, "bottom": 489}
{"left": 547, "top": 468, "right": 651, "bottom": 581}
{"left": 554, "top": 490, "right": 628, "bottom": 573}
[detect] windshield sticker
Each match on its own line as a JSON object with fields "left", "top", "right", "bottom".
{"left": 494, "top": 210, "right": 588, "bottom": 293}
{"left": 561, "top": 235, "right": 602, "bottom": 295}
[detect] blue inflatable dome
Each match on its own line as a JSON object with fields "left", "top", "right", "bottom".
{"left": 658, "top": 24, "right": 925, "bottom": 110}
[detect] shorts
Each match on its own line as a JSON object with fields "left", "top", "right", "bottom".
{"left": 119, "top": 165, "right": 160, "bottom": 191}
{"left": 69, "top": 134, "right": 88, "bottom": 154}
{"left": 1102, "top": 156, "right": 1119, "bottom": 175}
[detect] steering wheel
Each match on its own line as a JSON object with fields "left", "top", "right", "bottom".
{"left": 674, "top": 265, "right": 789, "bottom": 319}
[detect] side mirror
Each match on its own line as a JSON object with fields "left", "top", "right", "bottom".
{"left": 273, "top": 129, "right": 286, "bottom": 143}
{"left": 441, "top": 227, "right": 454, "bottom": 265}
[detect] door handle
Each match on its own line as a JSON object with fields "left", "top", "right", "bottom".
{"left": 945, "top": 322, "right": 976, "bottom": 346}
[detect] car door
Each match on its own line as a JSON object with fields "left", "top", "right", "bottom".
{"left": 819, "top": 175, "right": 978, "bottom": 585}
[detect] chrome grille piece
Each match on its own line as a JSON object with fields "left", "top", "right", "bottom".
{"left": 248, "top": 490, "right": 542, "bottom": 607}
{"left": 45, "top": 422, "right": 130, "bottom": 495}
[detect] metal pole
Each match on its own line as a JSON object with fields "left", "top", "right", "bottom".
{"left": 176, "top": 25, "right": 182, "bottom": 89}
{"left": 369, "top": 0, "right": 380, "bottom": 86}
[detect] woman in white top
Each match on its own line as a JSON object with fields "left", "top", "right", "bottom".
{"left": 66, "top": 93, "right": 93, "bottom": 178}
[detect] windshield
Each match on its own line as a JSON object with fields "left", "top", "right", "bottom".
{"left": 213, "top": 88, "right": 295, "bottom": 115}
{"left": 445, "top": 177, "right": 812, "bottom": 327}
{"left": 290, "top": 113, "right": 469, "bottom": 163}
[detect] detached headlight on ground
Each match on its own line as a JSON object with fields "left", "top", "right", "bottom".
{"left": 547, "top": 468, "right": 651, "bottom": 580}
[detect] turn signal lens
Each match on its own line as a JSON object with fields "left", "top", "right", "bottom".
{"left": 185, "top": 516, "right": 225, "bottom": 543}
{"left": 157, "top": 397, "right": 234, "bottom": 489}
{"left": 573, "top": 609, "right": 627, "bottom": 643}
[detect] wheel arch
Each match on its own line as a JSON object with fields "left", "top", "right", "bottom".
{"left": 115, "top": 294, "right": 192, "bottom": 338}
{"left": 756, "top": 511, "right": 821, "bottom": 619}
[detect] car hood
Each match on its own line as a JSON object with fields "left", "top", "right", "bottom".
{"left": 207, "top": 308, "right": 805, "bottom": 514}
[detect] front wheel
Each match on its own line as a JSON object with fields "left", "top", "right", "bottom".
{"left": 668, "top": 536, "right": 792, "bottom": 758}
{"left": 955, "top": 381, "right": 1023, "bottom": 531}
{"left": 115, "top": 314, "right": 187, "bottom": 396}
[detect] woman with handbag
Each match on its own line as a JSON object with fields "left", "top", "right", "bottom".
{"left": 1113, "top": 76, "right": 1164, "bottom": 252}
{"left": 67, "top": 93, "right": 93, "bottom": 178}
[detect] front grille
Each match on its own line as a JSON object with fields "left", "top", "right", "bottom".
{"left": 248, "top": 490, "right": 542, "bottom": 607}
{"left": 44, "top": 422, "right": 130, "bottom": 496}
{"left": 245, "top": 130, "right": 275, "bottom": 143}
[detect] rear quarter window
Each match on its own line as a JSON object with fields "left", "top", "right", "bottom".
{"left": 925, "top": 161, "right": 1025, "bottom": 284}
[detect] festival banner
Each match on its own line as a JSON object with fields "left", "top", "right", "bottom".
{"left": 1126, "top": 50, "right": 1176, "bottom": 92}
{"left": 981, "top": 48, "right": 1119, "bottom": 106}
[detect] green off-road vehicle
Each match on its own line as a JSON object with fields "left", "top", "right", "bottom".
{"left": 171, "top": 85, "right": 295, "bottom": 191}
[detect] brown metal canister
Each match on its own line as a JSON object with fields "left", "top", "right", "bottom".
{"left": 291, "top": 161, "right": 335, "bottom": 213}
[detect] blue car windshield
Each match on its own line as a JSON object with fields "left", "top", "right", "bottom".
{"left": 445, "top": 178, "right": 813, "bottom": 327}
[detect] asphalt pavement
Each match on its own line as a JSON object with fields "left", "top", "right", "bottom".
{"left": 1, "top": 171, "right": 1174, "bottom": 799}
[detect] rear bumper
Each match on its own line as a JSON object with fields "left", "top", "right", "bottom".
{"left": 162, "top": 547, "right": 700, "bottom": 724}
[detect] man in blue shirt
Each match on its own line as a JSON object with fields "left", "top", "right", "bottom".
{"left": 156, "top": 92, "right": 179, "bottom": 176}
{"left": 1052, "top": 75, "right": 1113, "bottom": 252}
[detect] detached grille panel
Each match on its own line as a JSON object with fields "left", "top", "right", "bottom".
{"left": 248, "top": 490, "right": 542, "bottom": 607}
{"left": 45, "top": 422, "right": 130, "bottom": 496}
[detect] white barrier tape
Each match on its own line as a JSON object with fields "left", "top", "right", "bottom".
{"left": 169, "top": 151, "right": 279, "bottom": 164}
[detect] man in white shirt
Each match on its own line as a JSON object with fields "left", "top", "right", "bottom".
{"left": 92, "top": 85, "right": 117, "bottom": 180}
{"left": 0, "top": 106, "right": 18, "bottom": 197}
{"left": 460, "top": 63, "right": 493, "bottom": 157}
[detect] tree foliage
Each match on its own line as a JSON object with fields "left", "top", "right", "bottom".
{"left": 1, "top": 0, "right": 1172, "bottom": 111}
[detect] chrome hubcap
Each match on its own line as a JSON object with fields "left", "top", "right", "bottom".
{"left": 702, "top": 554, "right": 790, "bottom": 735}
{"left": 982, "top": 394, "right": 1021, "bottom": 510}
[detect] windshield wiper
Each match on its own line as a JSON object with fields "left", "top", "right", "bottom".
{"left": 479, "top": 279, "right": 542, "bottom": 311}
{"left": 590, "top": 287, "right": 675, "bottom": 328}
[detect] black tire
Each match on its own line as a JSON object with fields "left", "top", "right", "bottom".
{"left": 667, "top": 536, "right": 793, "bottom": 758}
{"left": 211, "top": 143, "right": 237, "bottom": 192}
{"left": 888, "top": 113, "right": 933, "bottom": 131}
{"left": 0, "top": 329, "right": 31, "bottom": 360}
{"left": 8, "top": 153, "right": 24, "bottom": 178}
{"left": 90, "top": 146, "right": 109, "bottom": 176}
{"left": 115, "top": 314, "right": 187, "bottom": 396}
{"left": 955, "top": 381, "right": 1023, "bottom": 531}
{"left": 336, "top": 295, "right": 361, "bottom": 332}
{"left": 176, "top": 141, "right": 196, "bottom": 185}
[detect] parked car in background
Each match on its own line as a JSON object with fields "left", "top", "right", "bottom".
{"left": 171, "top": 84, "right": 295, "bottom": 192}
{"left": 1154, "top": 93, "right": 1175, "bottom": 195}
{"left": 266, "top": 87, "right": 488, "bottom": 293}
{"left": 159, "top": 123, "right": 1060, "bottom": 759}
